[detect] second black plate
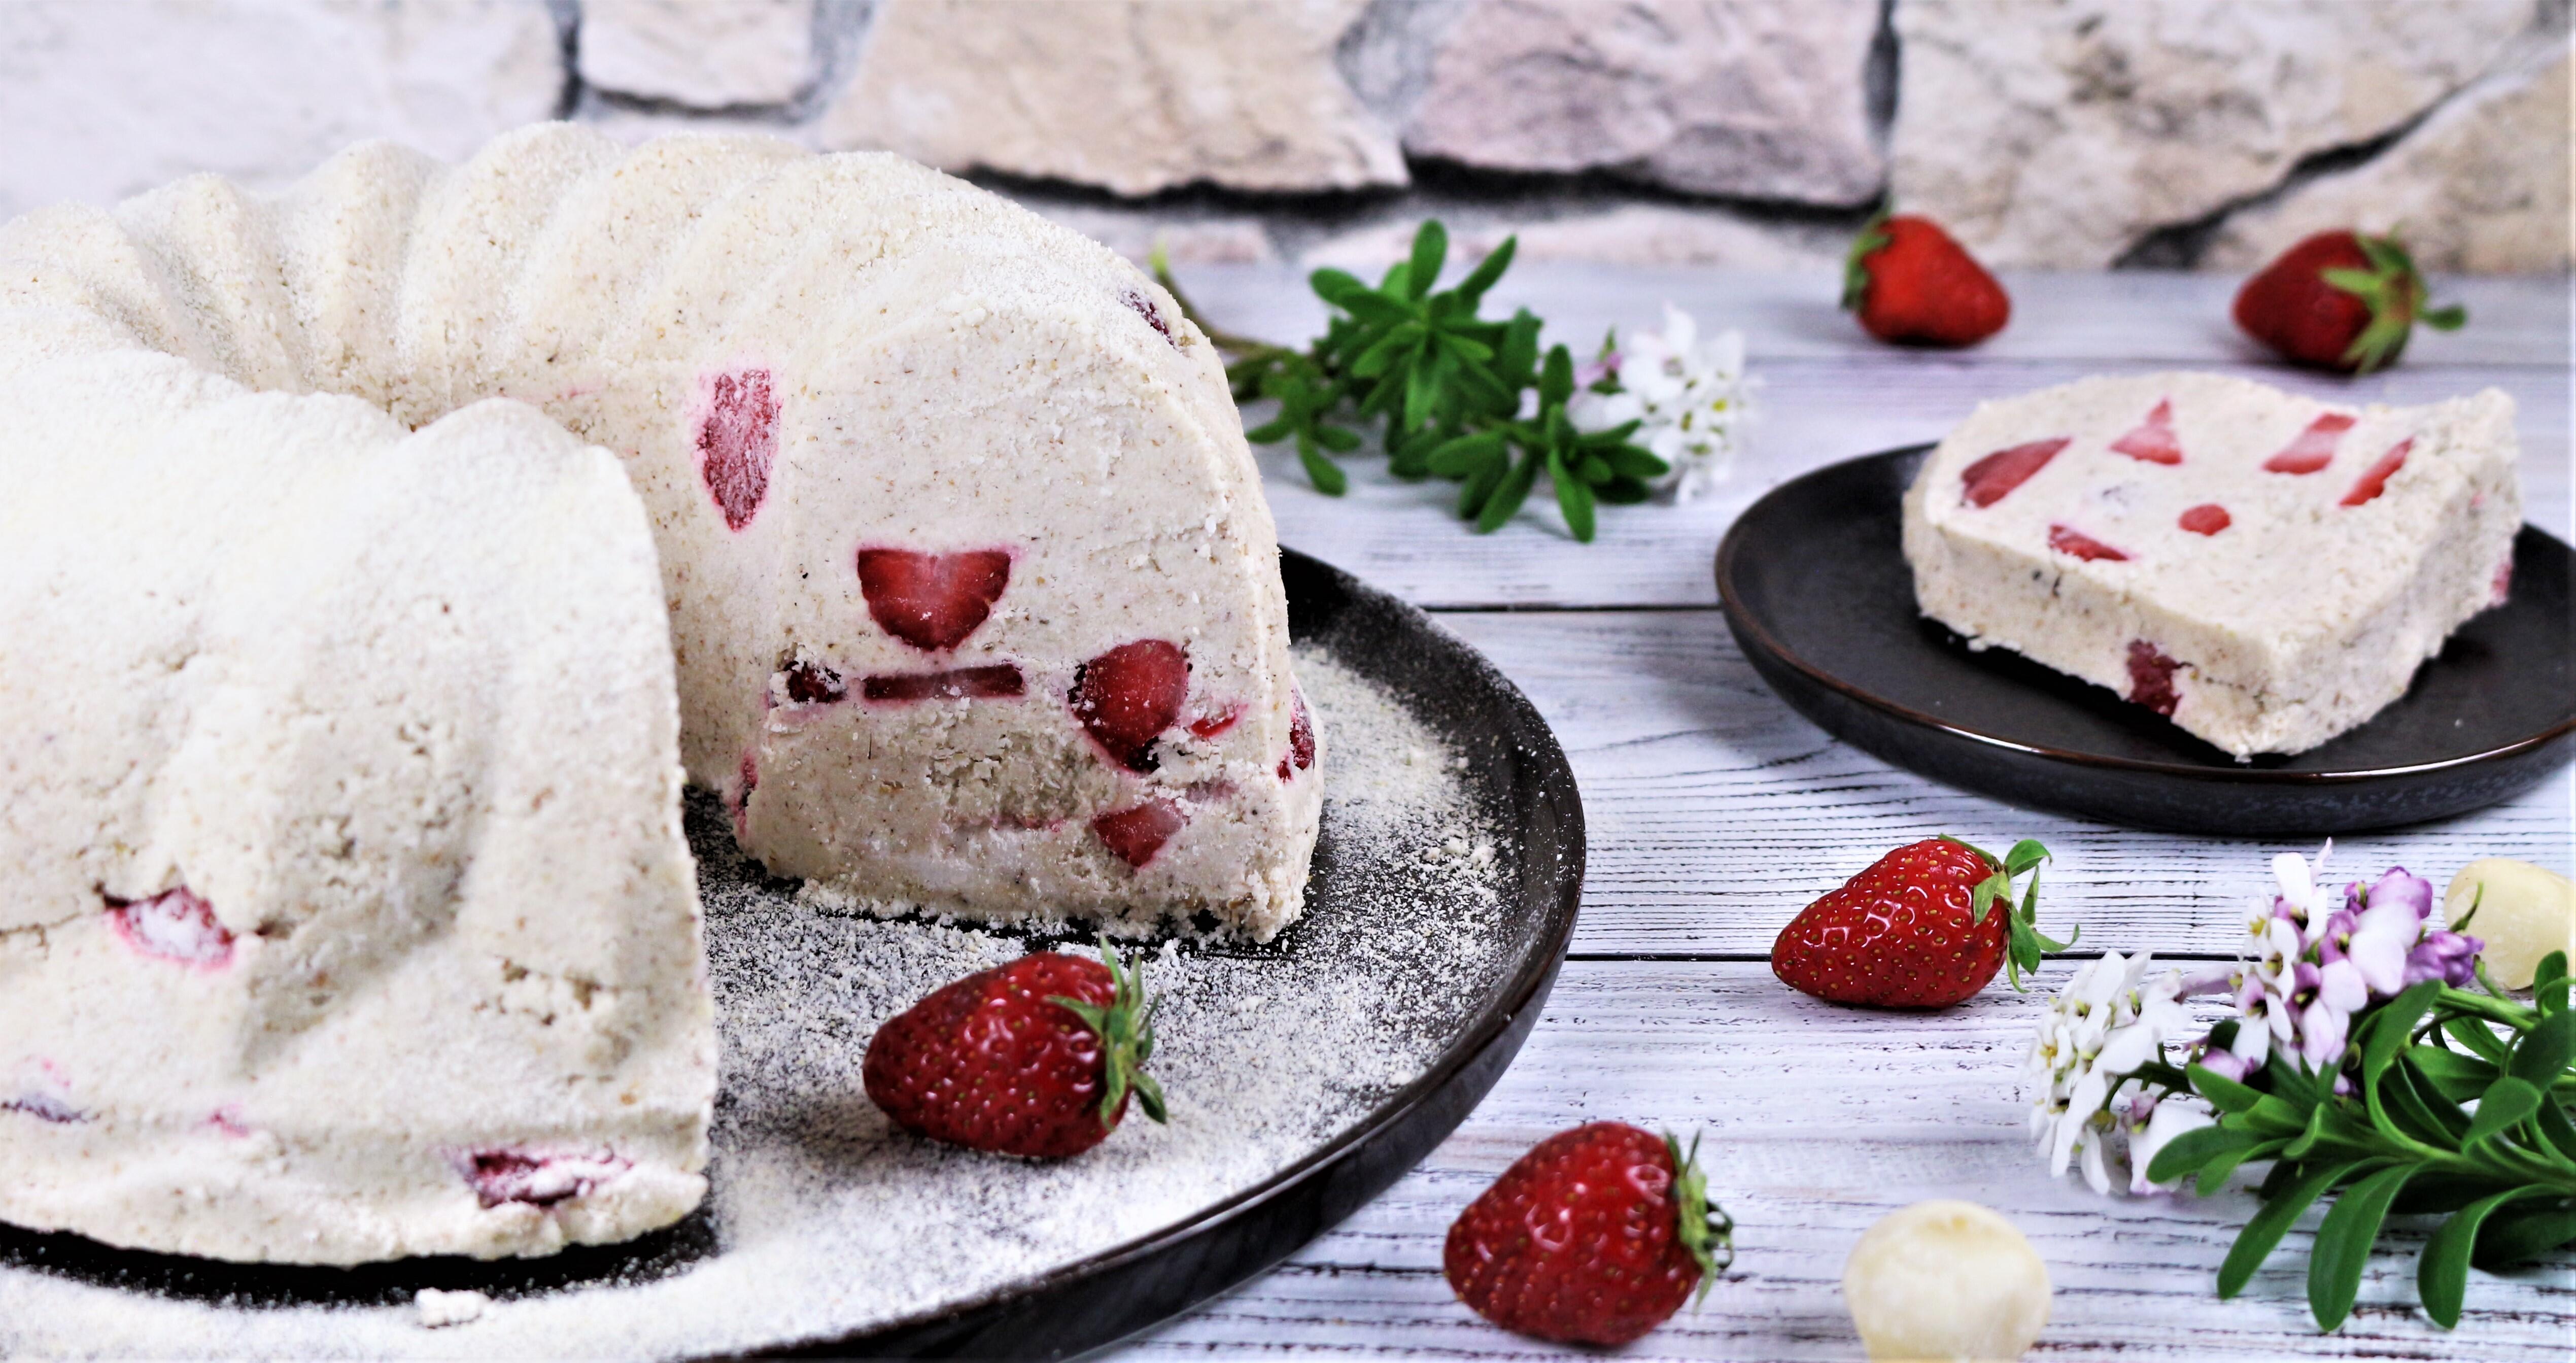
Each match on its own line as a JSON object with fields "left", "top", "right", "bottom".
{"left": 1716, "top": 446, "right": 2576, "bottom": 835}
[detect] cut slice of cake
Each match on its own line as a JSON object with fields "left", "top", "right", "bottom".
{"left": 1902, "top": 372, "right": 2521, "bottom": 757}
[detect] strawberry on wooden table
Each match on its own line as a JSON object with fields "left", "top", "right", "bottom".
{"left": 2231, "top": 229, "right": 2465, "bottom": 374}
{"left": 1772, "top": 837, "right": 2075, "bottom": 1009}
{"left": 862, "top": 938, "right": 1166, "bottom": 1158}
{"left": 1445, "top": 1123, "right": 1734, "bottom": 1346}
{"left": 1841, "top": 211, "right": 2011, "bottom": 348}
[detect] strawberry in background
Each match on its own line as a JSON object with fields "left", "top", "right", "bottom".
{"left": 2232, "top": 229, "right": 2465, "bottom": 374}
{"left": 1842, "top": 211, "right": 2011, "bottom": 347}
{"left": 1773, "top": 837, "right": 2075, "bottom": 1009}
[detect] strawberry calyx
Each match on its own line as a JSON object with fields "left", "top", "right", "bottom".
{"left": 2318, "top": 232, "right": 2467, "bottom": 374}
{"left": 1937, "top": 835, "right": 2078, "bottom": 991}
{"left": 1840, "top": 208, "right": 1893, "bottom": 313}
{"left": 1664, "top": 1131, "right": 1734, "bottom": 1306}
{"left": 1049, "top": 937, "right": 1169, "bottom": 1131}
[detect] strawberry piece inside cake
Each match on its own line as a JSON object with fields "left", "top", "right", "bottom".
{"left": 1902, "top": 372, "right": 2521, "bottom": 756}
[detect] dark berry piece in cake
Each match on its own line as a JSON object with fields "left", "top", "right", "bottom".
{"left": 782, "top": 659, "right": 847, "bottom": 704}
{"left": 1123, "top": 290, "right": 1179, "bottom": 348}
{"left": 1959, "top": 438, "right": 2067, "bottom": 508}
{"left": 460, "top": 1150, "right": 630, "bottom": 1208}
{"left": 2109, "top": 399, "right": 2183, "bottom": 465}
{"left": 2262, "top": 412, "right": 2354, "bottom": 475}
{"left": 863, "top": 943, "right": 1166, "bottom": 1158}
{"left": 855, "top": 548, "right": 1013, "bottom": 652}
{"left": 2126, "top": 641, "right": 2184, "bottom": 717}
{"left": 2178, "top": 503, "right": 2232, "bottom": 536}
{"left": 3, "top": 1092, "right": 82, "bottom": 1124}
{"left": 105, "top": 887, "right": 234, "bottom": 968}
{"left": 2046, "top": 525, "right": 2130, "bottom": 562}
{"left": 862, "top": 664, "right": 1026, "bottom": 702}
{"left": 1070, "top": 640, "right": 1189, "bottom": 772}
{"left": 1277, "top": 688, "right": 1317, "bottom": 782}
{"left": 698, "top": 367, "right": 778, "bottom": 532}
{"left": 1092, "top": 798, "right": 1187, "bottom": 868}
{"left": 2339, "top": 437, "right": 2413, "bottom": 507}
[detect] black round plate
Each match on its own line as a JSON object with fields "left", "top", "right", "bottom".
{"left": 0, "top": 549, "right": 1585, "bottom": 1361}
{"left": 1716, "top": 446, "right": 2576, "bottom": 835}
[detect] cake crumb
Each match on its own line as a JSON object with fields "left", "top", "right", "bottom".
{"left": 413, "top": 1289, "right": 489, "bottom": 1329}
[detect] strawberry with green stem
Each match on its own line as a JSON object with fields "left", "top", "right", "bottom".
{"left": 1773, "top": 836, "right": 2076, "bottom": 1008}
{"left": 2232, "top": 229, "right": 2466, "bottom": 375}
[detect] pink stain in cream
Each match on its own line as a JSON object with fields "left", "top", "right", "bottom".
{"left": 697, "top": 367, "right": 778, "bottom": 532}
{"left": 106, "top": 887, "right": 233, "bottom": 968}
{"left": 459, "top": 1149, "right": 630, "bottom": 1209}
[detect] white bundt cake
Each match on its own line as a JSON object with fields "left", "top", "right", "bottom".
{"left": 0, "top": 126, "right": 1320, "bottom": 1264}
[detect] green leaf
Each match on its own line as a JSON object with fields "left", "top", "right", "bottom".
{"left": 2532, "top": 1093, "right": 2576, "bottom": 1163}
{"left": 1311, "top": 423, "right": 1361, "bottom": 454}
{"left": 2319, "top": 266, "right": 2388, "bottom": 298}
{"left": 1296, "top": 439, "right": 1348, "bottom": 496}
{"left": 2472, "top": 1197, "right": 2576, "bottom": 1270}
{"left": 2190, "top": 1063, "right": 2267, "bottom": 1115}
{"left": 1308, "top": 267, "right": 1372, "bottom": 308}
{"left": 2463, "top": 1075, "right": 2544, "bottom": 1147}
{"left": 2364, "top": 982, "right": 2445, "bottom": 1082}
{"left": 2381, "top": 1060, "right": 2471, "bottom": 1146}
{"left": 1596, "top": 476, "right": 1653, "bottom": 504}
{"left": 1553, "top": 460, "right": 1597, "bottom": 542}
{"left": 2444, "top": 1017, "right": 2515, "bottom": 1068}
{"left": 1456, "top": 456, "right": 1505, "bottom": 520}
{"left": 1425, "top": 430, "right": 1507, "bottom": 478}
{"left": 2220, "top": 1160, "right": 2374, "bottom": 1299}
{"left": 1455, "top": 235, "right": 1516, "bottom": 303}
{"left": 1841, "top": 208, "right": 1892, "bottom": 312}
{"left": 2420, "top": 303, "right": 2468, "bottom": 331}
{"left": 2414, "top": 1043, "right": 2502, "bottom": 1102}
{"left": 2146, "top": 1124, "right": 2266, "bottom": 1184}
{"left": 1377, "top": 261, "right": 1412, "bottom": 298}
{"left": 2198, "top": 1138, "right": 2287, "bottom": 1197}
{"left": 1438, "top": 330, "right": 1495, "bottom": 364}
{"left": 2310, "top": 1163, "right": 2416, "bottom": 1330}
{"left": 1604, "top": 445, "right": 1670, "bottom": 480}
{"left": 1575, "top": 453, "right": 1613, "bottom": 484}
{"left": 1405, "top": 221, "right": 1447, "bottom": 300}
{"left": 1243, "top": 415, "right": 1294, "bottom": 444}
{"left": 1538, "top": 344, "right": 1574, "bottom": 410}
{"left": 2422, "top": 1186, "right": 2548, "bottom": 1327}
{"left": 2509, "top": 1009, "right": 2576, "bottom": 1084}
{"left": 1475, "top": 450, "right": 1542, "bottom": 533}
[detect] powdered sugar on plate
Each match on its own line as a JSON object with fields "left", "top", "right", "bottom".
{"left": 0, "top": 645, "right": 1519, "bottom": 1360}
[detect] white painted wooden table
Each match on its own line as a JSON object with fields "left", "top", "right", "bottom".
{"left": 1120, "top": 267, "right": 2576, "bottom": 1361}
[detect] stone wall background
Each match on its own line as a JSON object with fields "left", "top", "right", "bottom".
{"left": 2, "top": 0, "right": 2565, "bottom": 272}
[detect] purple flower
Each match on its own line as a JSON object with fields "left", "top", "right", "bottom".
{"left": 2349, "top": 867, "right": 2434, "bottom": 922}
{"left": 2403, "top": 929, "right": 2483, "bottom": 989}
{"left": 2193, "top": 1043, "right": 2252, "bottom": 1083}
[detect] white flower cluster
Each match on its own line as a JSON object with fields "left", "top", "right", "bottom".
{"left": 1568, "top": 303, "right": 1756, "bottom": 502}
{"left": 2024, "top": 950, "right": 2206, "bottom": 1195}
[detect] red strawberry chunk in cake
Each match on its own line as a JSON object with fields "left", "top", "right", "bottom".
{"left": 855, "top": 548, "right": 1012, "bottom": 652}
{"left": 1958, "top": 438, "right": 2067, "bottom": 507}
{"left": 2340, "top": 437, "right": 2413, "bottom": 507}
{"left": 781, "top": 659, "right": 846, "bottom": 704}
{"left": 459, "top": 1150, "right": 631, "bottom": 1209}
{"left": 2178, "top": 503, "right": 2232, "bottom": 536}
{"left": 2262, "top": 412, "right": 2355, "bottom": 474}
{"left": 1070, "top": 640, "right": 1188, "bottom": 772}
{"left": 2125, "top": 641, "right": 2184, "bottom": 716}
{"left": 2109, "top": 399, "right": 2183, "bottom": 464}
{"left": 862, "top": 664, "right": 1025, "bottom": 702}
{"left": 105, "top": 887, "right": 233, "bottom": 968}
{"left": 1186, "top": 703, "right": 1243, "bottom": 738}
{"left": 697, "top": 367, "right": 777, "bottom": 532}
{"left": 1092, "top": 798, "right": 1187, "bottom": 868}
{"left": 2046, "top": 525, "right": 2129, "bottom": 562}
{"left": 1277, "top": 688, "right": 1317, "bottom": 782}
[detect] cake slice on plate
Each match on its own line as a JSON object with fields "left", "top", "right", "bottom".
{"left": 1902, "top": 372, "right": 2520, "bottom": 758}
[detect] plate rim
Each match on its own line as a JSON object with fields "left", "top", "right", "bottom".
{"left": 1714, "top": 444, "right": 2576, "bottom": 786}
{"left": 760, "top": 545, "right": 1588, "bottom": 1357}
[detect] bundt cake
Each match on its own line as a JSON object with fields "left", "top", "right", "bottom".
{"left": 0, "top": 125, "right": 1320, "bottom": 1263}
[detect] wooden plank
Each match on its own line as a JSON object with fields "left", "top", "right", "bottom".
{"left": 1176, "top": 264, "right": 2572, "bottom": 371}
{"left": 1426, "top": 609, "right": 2575, "bottom": 958}
{"left": 1130, "top": 962, "right": 2576, "bottom": 1361}
{"left": 1257, "top": 353, "right": 2571, "bottom": 608}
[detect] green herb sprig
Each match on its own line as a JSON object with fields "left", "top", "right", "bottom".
{"left": 1152, "top": 222, "right": 1664, "bottom": 542}
{"left": 2146, "top": 950, "right": 2576, "bottom": 1331}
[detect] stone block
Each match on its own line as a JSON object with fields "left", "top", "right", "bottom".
{"left": 578, "top": 0, "right": 816, "bottom": 109}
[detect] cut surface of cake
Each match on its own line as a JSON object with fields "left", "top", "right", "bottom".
{"left": 0, "top": 127, "right": 1320, "bottom": 1263}
{"left": 1901, "top": 372, "right": 2521, "bottom": 757}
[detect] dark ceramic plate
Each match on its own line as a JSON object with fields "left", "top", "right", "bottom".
{"left": 0, "top": 550, "right": 1585, "bottom": 1360}
{"left": 1716, "top": 446, "right": 2576, "bottom": 835}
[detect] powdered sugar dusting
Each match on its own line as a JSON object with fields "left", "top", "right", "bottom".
{"left": 0, "top": 649, "right": 1518, "bottom": 1359}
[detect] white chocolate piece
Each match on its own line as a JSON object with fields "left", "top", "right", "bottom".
{"left": 1843, "top": 1200, "right": 2050, "bottom": 1362}
{"left": 1903, "top": 372, "right": 2520, "bottom": 757}
{"left": 2447, "top": 859, "right": 2576, "bottom": 990}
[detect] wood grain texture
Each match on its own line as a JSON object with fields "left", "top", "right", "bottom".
{"left": 1111, "top": 268, "right": 2574, "bottom": 1360}
{"left": 1130, "top": 966, "right": 2576, "bottom": 1361}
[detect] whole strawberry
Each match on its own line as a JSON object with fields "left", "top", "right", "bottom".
{"left": 2232, "top": 229, "right": 2464, "bottom": 374}
{"left": 1446, "top": 1123, "right": 1733, "bottom": 1346}
{"left": 863, "top": 939, "right": 1166, "bottom": 1157}
{"left": 1842, "top": 212, "right": 2011, "bottom": 347}
{"left": 1773, "top": 837, "right": 2074, "bottom": 1008}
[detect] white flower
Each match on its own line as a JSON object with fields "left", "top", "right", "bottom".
{"left": 1566, "top": 303, "right": 1755, "bottom": 503}
{"left": 2126, "top": 1094, "right": 2216, "bottom": 1195}
{"left": 2028, "top": 951, "right": 2190, "bottom": 1194}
